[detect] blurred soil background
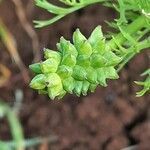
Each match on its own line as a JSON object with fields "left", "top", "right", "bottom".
{"left": 0, "top": 0, "right": 150, "bottom": 150}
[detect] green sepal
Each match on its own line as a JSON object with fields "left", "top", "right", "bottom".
{"left": 97, "top": 68, "right": 107, "bottom": 87}
{"left": 76, "top": 55, "right": 90, "bottom": 67}
{"left": 74, "top": 81, "right": 83, "bottom": 97}
{"left": 41, "top": 58, "right": 59, "bottom": 73}
{"left": 82, "top": 81, "right": 90, "bottom": 96}
{"left": 73, "top": 29, "right": 86, "bottom": 51}
{"left": 92, "top": 39, "right": 106, "bottom": 55}
{"left": 57, "top": 65, "right": 73, "bottom": 78}
{"left": 45, "top": 73, "right": 62, "bottom": 87}
{"left": 47, "top": 84, "right": 63, "bottom": 100}
{"left": 86, "top": 67, "right": 97, "bottom": 84}
{"left": 104, "top": 67, "right": 119, "bottom": 79}
{"left": 62, "top": 77, "right": 75, "bottom": 93}
{"left": 44, "top": 49, "right": 61, "bottom": 61}
{"left": 67, "top": 41, "right": 78, "bottom": 57}
{"left": 104, "top": 51, "right": 122, "bottom": 66}
{"left": 29, "top": 63, "right": 42, "bottom": 74}
{"left": 88, "top": 26, "right": 104, "bottom": 46}
{"left": 90, "top": 54, "right": 107, "bottom": 68}
{"left": 30, "top": 74, "right": 46, "bottom": 90}
{"left": 60, "top": 37, "right": 78, "bottom": 57}
{"left": 78, "top": 40, "right": 92, "bottom": 57}
{"left": 89, "top": 83, "right": 98, "bottom": 92}
{"left": 59, "top": 37, "right": 69, "bottom": 53}
{"left": 61, "top": 54, "right": 76, "bottom": 67}
{"left": 72, "top": 65, "right": 87, "bottom": 80}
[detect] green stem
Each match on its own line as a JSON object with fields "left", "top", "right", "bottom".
{"left": 107, "top": 15, "right": 149, "bottom": 71}
{"left": 0, "top": 102, "right": 24, "bottom": 150}
{"left": 107, "top": 16, "right": 147, "bottom": 50}
{"left": 117, "top": 38, "right": 150, "bottom": 71}
{"left": 34, "top": 0, "right": 105, "bottom": 28}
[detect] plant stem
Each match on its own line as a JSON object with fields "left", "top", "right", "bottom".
{"left": 107, "top": 16, "right": 147, "bottom": 49}
{"left": 117, "top": 38, "right": 150, "bottom": 71}
{"left": 107, "top": 15, "right": 149, "bottom": 71}
{"left": 0, "top": 102, "right": 24, "bottom": 150}
{"left": 34, "top": 0, "right": 105, "bottom": 28}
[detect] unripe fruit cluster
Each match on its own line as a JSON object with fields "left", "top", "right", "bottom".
{"left": 29, "top": 26, "right": 121, "bottom": 100}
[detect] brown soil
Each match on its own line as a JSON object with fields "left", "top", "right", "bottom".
{"left": 0, "top": 1, "right": 150, "bottom": 150}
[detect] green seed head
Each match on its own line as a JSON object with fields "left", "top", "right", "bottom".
{"left": 29, "top": 26, "right": 121, "bottom": 100}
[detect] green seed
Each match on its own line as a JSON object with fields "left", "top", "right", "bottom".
{"left": 88, "top": 26, "right": 104, "bottom": 46}
{"left": 73, "top": 29, "right": 87, "bottom": 51}
{"left": 89, "top": 83, "right": 98, "bottom": 93}
{"left": 82, "top": 81, "right": 90, "bottom": 96}
{"left": 61, "top": 54, "right": 76, "bottom": 67}
{"left": 78, "top": 40, "right": 92, "bottom": 57}
{"left": 47, "top": 84, "right": 63, "bottom": 100}
{"left": 86, "top": 67, "right": 98, "bottom": 84}
{"left": 97, "top": 68, "right": 107, "bottom": 87}
{"left": 41, "top": 58, "right": 59, "bottom": 73}
{"left": 29, "top": 63, "right": 42, "bottom": 74}
{"left": 74, "top": 81, "right": 83, "bottom": 97}
{"left": 30, "top": 74, "right": 46, "bottom": 90}
{"left": 57, "top": 65, "right": 73, "bottom": 78}
{"left": 45, "top": 73, "right": 62, "bottom": 87}
{"left": 44, "top": 49, "right": 61, "bottom": 62}
{"left": 63, "top": 77, "right": 75, "bottom": 93}
{"left": 72, "top": 65, "right": 87, "bottom": 80}
{"left": 90, "top": 54, "right": 107, "bottom": 68}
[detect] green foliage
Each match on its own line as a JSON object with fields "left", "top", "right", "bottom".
{"left": 30, "top": 26, "right": 121, "bottom": 99}
{"left": 135, "top": 69, "right": 150, "bottom": 97}
{"left": 30, "top": 0, "right": 150, "bottom": 99}
{"left": 34, "top": 0, "right": 150, "bottom": 28}
{"left": 34, "top": 0, "right": 105, "bottom": 28}
{"left": 137, "top": 0, "right": 150, "bottom": 14}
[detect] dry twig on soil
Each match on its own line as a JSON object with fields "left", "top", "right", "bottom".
{"left": 12, "top": 0, "right": 41, "bottom": 62}
{"left": 0, "top": 18, "right": 29, "bottom": 82}
{"left": 0, "top": 63, "right": 11, "bottom": 87}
